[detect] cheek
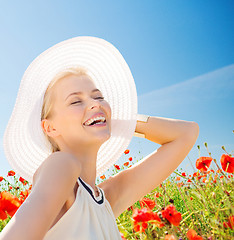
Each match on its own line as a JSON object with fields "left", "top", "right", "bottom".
{"left": 56, "top": 108, "right": 83, "bottom": 128}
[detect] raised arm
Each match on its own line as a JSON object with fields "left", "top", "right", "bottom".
{"left": 0, "top": 152, "right": 81, "bottom": 240}
{"left": 104, "top": 115, "right": 199, "bottom": 218}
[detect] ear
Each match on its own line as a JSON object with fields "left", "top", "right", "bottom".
{"left": 41, "top": 119, "right": 59, "bottom": 138}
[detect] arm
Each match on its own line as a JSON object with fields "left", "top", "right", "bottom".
{"left": 106, "top": 115, "right": 199, "bottom": 218}
{"left": 134, "top": 115, "right": 199, "bottom": 144}
{"left": 0, "top": 152, "right": 82, "bottom": 240}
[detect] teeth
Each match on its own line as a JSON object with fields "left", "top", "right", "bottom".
{"left": 84, "top": 116, "right": 106, "bottom": 126}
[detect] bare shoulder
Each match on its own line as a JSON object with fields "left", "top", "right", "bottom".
{"left": 0, "top": 151, "right": 82, "bottom": 240}
{"left": 33, "top": 151, "right": 81, "bottom": 186}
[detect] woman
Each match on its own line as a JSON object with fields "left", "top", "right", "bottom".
{"left": 1, "top": 36, "right": 199, "bottom": 239}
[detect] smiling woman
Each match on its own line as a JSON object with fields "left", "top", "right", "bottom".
{"left": 2, "top": 35, "right": 199, "bottom": 240}
{"left": 2, "top": 36, "right": 139, "bottom": 239}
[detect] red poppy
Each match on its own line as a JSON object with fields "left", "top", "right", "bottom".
{"left": 193, "top": 172, "right": 199, "bottom": 177}
{"left": 155, "top": 192, "right": 162, "bottom": 198}
{"left": 139, "top": 197, "right": 156, "bottom": 210}
{"left": 161, "top": 204, "right": 182, "bottom": 226}
{"left": 223, "top": 215, "right": 234, "bottom": 229}
{"left": 114, "top": 164, "right": 120, "bottom": 170}
{"left": 100, "top": 175, "right": 105, "bottom": 180}
{"left": 127, "top": 205, "right": 134, "bottom": 211}
{"left": 0, "top": 177, "right": 4, "bottom": 182}
{"left": 176, "top": 177, "right": 181, "bottom": 181}
{"left": 182, "top": 172, "right": 186, "bottom": 177}
{"left": 196, "top": 157, "right": 213, "bottom": 172}
{"left": 128, "top": 157, "right": 132, "bottom": 161}
{"left": 0, "top": 191, "right": 21, "bottom": 220}
{"left": 132, "top": 207, "right": 164, "bottom": 228}
{"left": 19, "top": 189, "right": 31, "bottom": 204}
{"left": 187, "top": 179, "right": 192, "bottom": 183}
{"left": 124, "top": 162, "right": 129, "bottom": 166}
{"left": 220, "top": 154, "right": 234, "bottom": 173}
{"left": 19, "top": 177, "right": 27, "bottom": 185}
{"left": 124, "top": 149, "right": 130, "bottom": 154}
{"left": 132, "top": 207, "right": 153, "bottom": 222}
{"left": 133, "top": 220, "right": 148, "bottom": 233}
{"left": 187, "top": 229, "right": 203, "bottom": 240}
{"left": 7, "top": 170, "right": 16, "bottom": 177}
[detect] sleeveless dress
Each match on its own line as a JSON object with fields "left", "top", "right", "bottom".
{"left": 43, "top": 177, "right": 122, "bottom": 240}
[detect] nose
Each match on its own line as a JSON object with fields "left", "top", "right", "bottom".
{"left": 88, "top": 98, "right": 102, "bottom": 110}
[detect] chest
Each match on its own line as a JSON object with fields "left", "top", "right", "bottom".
{"left": 49, "top": 180, "right": 113, "bottom": 231}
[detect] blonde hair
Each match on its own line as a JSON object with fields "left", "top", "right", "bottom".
{"left": 41, "top": 66, "right": 91, "bottom": 153}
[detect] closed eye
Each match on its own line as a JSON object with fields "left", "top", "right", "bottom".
{"left": 71, "top": 97, "right": 104, "bottom": 105}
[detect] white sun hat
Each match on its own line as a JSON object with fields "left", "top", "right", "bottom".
{"left": 3, "top": 36, "right": 138, "bottom": 184}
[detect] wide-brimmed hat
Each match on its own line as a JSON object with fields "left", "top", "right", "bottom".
{"left": 3, "top": 36, "right": 138, "bottom": 183}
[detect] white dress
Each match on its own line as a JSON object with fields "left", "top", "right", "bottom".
{"left": 43, "top": 177, "right": 122, "bottom": 240}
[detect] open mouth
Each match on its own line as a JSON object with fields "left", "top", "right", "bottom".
{"left": 84, "top": 119, "right": 107, "bottom": 127}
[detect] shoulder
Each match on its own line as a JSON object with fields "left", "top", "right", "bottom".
{"left": 33, "top": 151, "right": 81, "bottom": 186}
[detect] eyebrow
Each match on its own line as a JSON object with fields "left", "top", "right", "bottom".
{"left": 65, "top": 89, "right": 102, "bottom": 100}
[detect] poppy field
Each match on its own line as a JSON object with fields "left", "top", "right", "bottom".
{"left": 0, "top": 142, "right": 233, "bottom": 239}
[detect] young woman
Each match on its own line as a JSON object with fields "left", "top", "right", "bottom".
{"left": 1, "top": 36, "right": 199, "bottom": 240}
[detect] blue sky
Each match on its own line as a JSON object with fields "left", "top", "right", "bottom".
{"left": 0, "top": 1, "right": 233, "bottom": 182}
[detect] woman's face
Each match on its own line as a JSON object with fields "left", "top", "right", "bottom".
{"left": 44, "top": 74, "right": 112, "bottom": 151}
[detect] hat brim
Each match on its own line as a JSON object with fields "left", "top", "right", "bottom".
{"left": 3, "top": 36, "right": 138, "bottom": 183}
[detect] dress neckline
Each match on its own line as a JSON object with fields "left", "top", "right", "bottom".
{"left": 78, "top": 177, "right": 104, "bottom": 205}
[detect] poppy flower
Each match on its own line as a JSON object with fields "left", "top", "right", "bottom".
{"left": 100, "top": 175, "right": 105, "bottom": 180}
{"left": 155, "top": 192, "right": 162, "bottom": 198}
{"left": 132, "top": 207, "right": 153, "bottom": 222}
{"left": 19, "top": 189, "right": 31, "bottom": 204}
{"left": 220, "top": 154, "right": 234, "bottom": 173}
{"left": 196, "top": 157, "right": 213, "bottom": 172}
{"left": 128, "top": 157, "right": 132, "bottom": 161}
{"left": 0, "top": 191, "right": 21, "bottom": 220}
{"left": 161, "top": 204, "right": 182, "bottom": 226}
{"left": 133, "top": 220, "right": 148, "bottom": 233}
{"left": 0, "top": 177, "right": 4, "bottom": 182}
{"left": 19, "top": 177, "right": 27, "bottom": 185}
{"left": 139, "top": 197, "right": 156, "bottom": 210}
{"left": 124, "top": 149, "right": 130, "bottom": 154}
{"left": 223, "top": 215, "right": 234, "bottom": 229}
{"left": 114, "top": 164, "right": 120, "bottom": 170}
{"left": 182, "top": 172, "right": 186, "bottom": 177}
{"left": 132, "top": 207, "right": 164, "bottom": 228}
{"left": 127, "top": 205, "right": 134, "bottom": 211}
{"left": 187, "top": 229, "right": 203, "bottom": 240}
{"left": 7, "top": 170, "right": 16, "bottom": 177}
{"left": 124, "top": 162, "right": 129, "bottom": 166}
